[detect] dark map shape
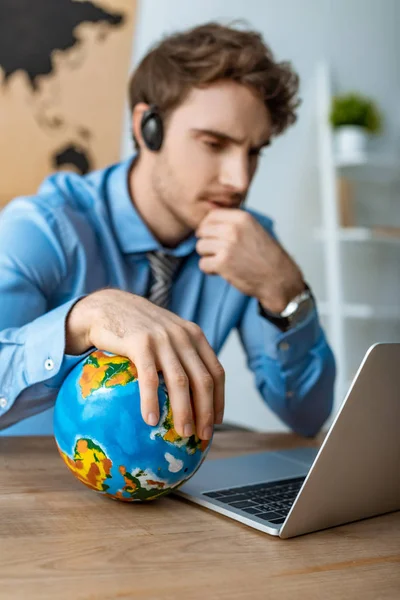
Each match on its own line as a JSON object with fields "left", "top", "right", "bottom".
{"left": 52, "top": 143, "right": 91, "bottom": 175}
{"left": 0, "top": 0, "right": 125, "bottom": 90}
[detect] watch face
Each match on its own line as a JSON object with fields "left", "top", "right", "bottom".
{"left": 290, "top": 295, "right": 314, "bottom": 326}
{"left": 281, "top": 299, "right": 299, "bottom": 318}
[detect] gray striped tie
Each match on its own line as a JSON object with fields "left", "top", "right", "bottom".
{"left": 146, "top": 251, "right": 183, "bottom": 309}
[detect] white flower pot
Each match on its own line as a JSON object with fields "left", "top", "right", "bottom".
{"left": 334, "top": 126, "right": 369, "bottom": 163}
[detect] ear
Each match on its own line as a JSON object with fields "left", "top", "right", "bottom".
{"left": 132, "top": 102, "right": 150, "bottom": 150}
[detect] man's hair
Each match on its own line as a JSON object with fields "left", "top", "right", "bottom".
{"left": 129, "top": 21, "right": 300, "bottom": 148}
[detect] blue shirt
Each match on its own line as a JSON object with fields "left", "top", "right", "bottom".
{"left": 0, "top": 157, "right": 335, "bottom": 436}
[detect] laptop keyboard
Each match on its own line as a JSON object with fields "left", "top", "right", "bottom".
{"left": 203, "top": 476, "right": 306, "bottom": 525}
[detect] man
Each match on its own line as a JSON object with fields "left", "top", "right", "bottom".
{"left": 0, "top": 22, "right": 335, "bottom": 439}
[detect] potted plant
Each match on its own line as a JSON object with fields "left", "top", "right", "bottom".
{"left": 330, "top": 92, "right": 382, "bottom": 161}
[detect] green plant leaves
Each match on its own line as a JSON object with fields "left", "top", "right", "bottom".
{"left": 330, "top": 93, "right": 382, "bottom": 134}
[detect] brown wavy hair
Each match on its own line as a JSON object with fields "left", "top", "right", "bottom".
{"left": 128, "top": 21, "right": 300, "bottom": 147}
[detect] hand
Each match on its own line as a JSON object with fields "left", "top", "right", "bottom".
{"left": 196, "top": 209, "right": 305, "bottom": 313}
{"left": 65, "top": 289, "right": 225, "bottom": 440}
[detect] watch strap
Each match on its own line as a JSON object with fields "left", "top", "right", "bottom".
{"left": 257, "top": 301, "right": 292, "bottom": 332}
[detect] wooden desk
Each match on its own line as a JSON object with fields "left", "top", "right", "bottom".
{"left": 0, "top": 433, "right": 399, "bottom": 599}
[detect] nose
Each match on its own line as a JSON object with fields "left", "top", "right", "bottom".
{"left": 219, "top": 152, "right": 250, "bottom": 195}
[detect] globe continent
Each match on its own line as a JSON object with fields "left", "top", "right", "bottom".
{"left": 54, "top": 350, "right": 211, "bottom": 501}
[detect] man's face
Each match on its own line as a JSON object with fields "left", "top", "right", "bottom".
{"left": 150, "top": 80, "right": 272, "bottom": 233}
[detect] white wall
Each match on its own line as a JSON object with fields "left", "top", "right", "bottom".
{"left": 4, "top": 0, "right": 399, "bottom": 435}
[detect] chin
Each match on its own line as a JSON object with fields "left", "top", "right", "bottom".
{"left": 178, "top": 211, "right": 200, "bottom": 233}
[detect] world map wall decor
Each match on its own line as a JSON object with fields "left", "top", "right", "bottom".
{"left": 0, "top": 0, "right": 136, "bottom": 205}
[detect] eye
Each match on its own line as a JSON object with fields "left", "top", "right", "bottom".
{"left": 203, "top": 140, "right": 223, "bottom": 152}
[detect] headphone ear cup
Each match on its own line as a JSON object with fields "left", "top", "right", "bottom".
{"left": 141, "top": 107, "right": 163, "bottom": 151}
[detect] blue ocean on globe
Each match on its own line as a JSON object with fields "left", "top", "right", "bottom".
{"left": 54, "top": 350, "right": 211, "bottom": 501}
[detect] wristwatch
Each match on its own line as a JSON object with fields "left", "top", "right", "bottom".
{"left": 257, "top": 284, "right": 315, "bottom": 332}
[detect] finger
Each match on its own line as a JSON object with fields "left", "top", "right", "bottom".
{"left": 199, "top": 208, "right": 239, "bottom": 227}
{"left": 196, "top": 237, "right": 224, "bottom": 256}
{"left": 133, "top": 345, "right": 161, "bottom": 427}
{"left": 196, "top": 223, "right": 227, "bottom": 239}
{"left": 184, "top": 322, "right": 225, "bottom": 429}
{"left": 155, "top": 340, "right": 194, "bottom": 439}
{"left": 172, "top": 333, "right": 215, "bottom": 440}
{"left": 198, "top": 255, "right": 219, "bottom": 274}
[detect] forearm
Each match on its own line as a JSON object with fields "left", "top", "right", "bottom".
{"left": 254, "top": 330, "right": 336, "bottom": 437}
{"left": 0, "top": 299, "right": 92, "bottom": 429}
{"left": 0, "top": 202, "right": 98, "bottom": 429}
{"left": 239, "top": 297, "right": 336, "bottom": 437}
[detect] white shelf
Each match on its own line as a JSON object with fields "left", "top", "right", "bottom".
{"left": 334, "top": 154, "right": 400, "bottom": 184}
{"left": 314, "top": 227, "right": 400, "bottom": 244}
{"left": 316, "top": 62, "right": 400, "bottom": 415}
{"left": 319, "top": 302, "right": 400, "bottom": 320}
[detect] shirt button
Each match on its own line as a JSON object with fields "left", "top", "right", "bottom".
{"left": 45, "top": 358, "right": 55, "bottom": 371}
{"left": 0, "top": 397, "right": 8, "bottom": 409}
{"left": 279, "top": 342, "right": 290, "bottom": 351}
{"left": 286, "top": 391, "right": 294, "bottom": 398}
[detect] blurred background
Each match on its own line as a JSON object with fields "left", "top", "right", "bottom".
{"left": 1, "top": 0, "right": 399, "bottom": 435}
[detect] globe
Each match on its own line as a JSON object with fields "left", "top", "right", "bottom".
{"left": 54, "top": 350, "right": 211, "bottom": 501}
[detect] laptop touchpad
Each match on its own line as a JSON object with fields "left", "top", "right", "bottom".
{"left": 197, "top": 449, "right": 315, "bottom": 492}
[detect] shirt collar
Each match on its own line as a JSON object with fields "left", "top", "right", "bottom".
{"left": 107, "top": 155, "right": 198, "bottom": 257}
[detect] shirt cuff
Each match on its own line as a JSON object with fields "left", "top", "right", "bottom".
{"left": 24, "top": 297, "right": 92, "bottom": 387}
{"left": 261, "top": 308, "right": 320, "bottom": 366}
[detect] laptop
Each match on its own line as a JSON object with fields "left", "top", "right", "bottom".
{"left": 175, "top": 343, "right": 400, "bottom": 538}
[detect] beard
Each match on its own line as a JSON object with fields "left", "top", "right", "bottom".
{"left": 151, "top": 153, "right": 199, "bottom": 233}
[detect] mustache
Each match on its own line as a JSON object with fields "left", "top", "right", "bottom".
{"left": 201, "top": 192, "right": 246, "bottom": 207}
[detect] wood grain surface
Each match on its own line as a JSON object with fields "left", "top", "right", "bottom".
{"left": 0, "top": 432, "right": 399, "bottom": 600}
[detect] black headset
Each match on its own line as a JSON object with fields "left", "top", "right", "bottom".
{"left": 140, "top": 104, "right": 163, "bottom": 151}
